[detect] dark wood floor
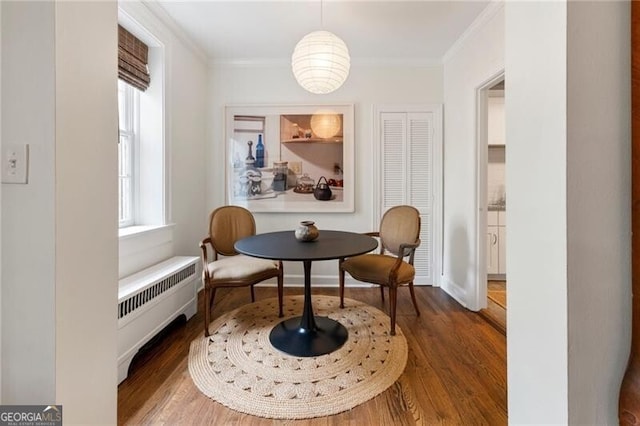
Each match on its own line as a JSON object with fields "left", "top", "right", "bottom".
{"left": 118, "top": 286, "right": 507, "bottom": 425}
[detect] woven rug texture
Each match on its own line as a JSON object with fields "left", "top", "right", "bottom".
{"left": 188, "top": 294, "right": 408, "bottom": 419}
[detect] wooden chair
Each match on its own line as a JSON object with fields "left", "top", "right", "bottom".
{"left": 199, "top": 206, "right": 283, "bottom": 336}
{"left": 339, "top": 205, "right": 421, "bottom": 335}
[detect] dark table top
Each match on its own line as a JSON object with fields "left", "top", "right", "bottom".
{"left": 234, "top": 230, "right": 378, "bottom": 262}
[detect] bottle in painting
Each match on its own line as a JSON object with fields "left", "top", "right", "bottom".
{"left": 246, "top": 140, "right": 255, "bottom": 163}
{"left": 256, "top": 134, "right": 265, "bottom": 168}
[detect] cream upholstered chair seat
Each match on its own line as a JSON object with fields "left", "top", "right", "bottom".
{"left": 207, "top": 255, "right": 279, "bottom": 282}
{"left": 339, "top": 205, "right": 421, "bottom": 335}
{"left": 200, "top": 206, "right": 283, "bottom": 336}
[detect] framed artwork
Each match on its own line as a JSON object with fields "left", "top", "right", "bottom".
{"left": 225, "top": 104, "right": 354, "bottom": 213}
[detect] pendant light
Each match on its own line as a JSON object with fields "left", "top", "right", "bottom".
{"left": 291, "top": 1, "right": 350, "bottom": 94}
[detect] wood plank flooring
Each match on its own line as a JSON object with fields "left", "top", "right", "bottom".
{"left": 480, "top": 281, "right": 507, "bottom": 335}
{"left": 487, "top": 281, "right": 507, "bottom": 309}
{"left": 118, "top": 286, "right": 507, "bottom": 425}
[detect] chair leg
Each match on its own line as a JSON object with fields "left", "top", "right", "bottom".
{"left": 408, "top": 281, "right": 421, "bottom": 316}
{"left": 250, "top": 285, "right": 255, "bottom": 302}
{"left": 277, "top": 265, "right": 284, "bottom": 318}
{"left": 389, "top": 286, "right": 398, "bottom": 336}
{"left": 338, "top": 258, "right": 345, "bottom": 308}
{"left": 204, "top": 287, "right": 211, "bottom": 337}
{"left": 209, "top": 287, "right": 217, "bottom": 310}
{"left": 204, "top": 287, "right": 217, "bottom": 337}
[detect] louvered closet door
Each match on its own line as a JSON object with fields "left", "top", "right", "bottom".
{"left": 381, "top": 112, "right": 434, "bottom": 285}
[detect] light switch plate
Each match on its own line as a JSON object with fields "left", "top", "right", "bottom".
{"left": 2, "top": 143, "right": 29, "bottom": 184}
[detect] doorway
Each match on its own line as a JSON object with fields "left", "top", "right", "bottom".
{"left": 477, "top": 73, "right": 506, "bottom": 332}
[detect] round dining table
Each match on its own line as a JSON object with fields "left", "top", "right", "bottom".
{"left": 235, "top": 229, "right": 378, "bottom": 357}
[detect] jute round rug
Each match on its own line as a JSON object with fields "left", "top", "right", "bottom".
{"left": 188, "top": 294, "right": 408, "bottom": 419}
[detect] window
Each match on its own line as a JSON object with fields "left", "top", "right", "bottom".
{"left": 118, "top": 80, "right": 140, "bottom": 227}
{"left": 117, "top": 18, "right": 166, "bottom": 236}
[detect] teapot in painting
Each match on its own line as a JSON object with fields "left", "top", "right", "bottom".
{"left": 313, "top": 176, "right": 332, "bottom": 201}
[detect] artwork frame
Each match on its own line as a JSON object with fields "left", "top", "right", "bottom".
{"left": 225, "top": 104, "right": 355, "bottom": 213}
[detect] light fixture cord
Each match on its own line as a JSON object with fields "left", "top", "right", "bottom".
{"left": 320, "top": 0, "right": 324, "bottom": 29}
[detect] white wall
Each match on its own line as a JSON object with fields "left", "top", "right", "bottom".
{"left": 442, "top": 3, "right": 504, "bottom": 308}
{"left": 506, "top": 2, "right": 569, "bottom": 422}
{"left": 1, "top": 1, "right": 56, "bottom": 403}
{"left": 565, "top": 1, "right": 631, "bottom": 423}
{"left": 506, "top": 1, "right": 631, "bottom": 423}
{"left": 487, "top": 148, "right": 505, "bottom": 205}
{"left": 170, "top": 31, "right": 208, "bottom": 258}
{"left": 54, "top": 3, "right": 119, "bottom": 423}
{"left": 208, "top": 63, "right": 443, "bottom": 282}
{"left": 0, "top": 0, "right": 3, "bottom": 400}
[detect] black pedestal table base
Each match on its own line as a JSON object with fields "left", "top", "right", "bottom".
{"left": 269, "top": 316, "right": 348, "bottom": 357}
{"left": 269, "top": 259, "right": 348, "bottom": 357}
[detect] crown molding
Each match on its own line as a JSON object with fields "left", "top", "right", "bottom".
{"left": 210, "top": 58, "right": 290, "bottom": 68}
{"left": 140, "top": 0, "right": 208, "bottom": 65}
{"left": 352, "top": 57, "right": 442, "bottom": 68}
{"left": 442, "top": 0, "right": 505, "bottom": 65}
{"left": 210, "top": 57, "right": 442, "bottom": 68}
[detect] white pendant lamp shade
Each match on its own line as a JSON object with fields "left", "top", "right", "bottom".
{"left": 291, "top": 30, "right": 350, "bottom": 95}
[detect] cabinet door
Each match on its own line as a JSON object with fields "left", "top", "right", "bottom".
{"left": 487, "top": 225, "right": 499, "bottom": 274}
{"left": 498, "top": 225, "right": 506, "bottom": 274}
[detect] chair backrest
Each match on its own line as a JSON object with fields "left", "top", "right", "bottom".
{"left": 379, "top": 205, "right": 421, "bottom": 257}
{"left": 208, "top": 206, "right": 256, "bottom": 256}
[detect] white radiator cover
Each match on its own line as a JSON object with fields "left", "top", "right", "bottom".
{"left": 117, "top": 256, "right": 199, "bottom": 383}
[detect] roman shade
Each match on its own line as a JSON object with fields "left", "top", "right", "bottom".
{"left": 118, "top": 25, "right": 150, "bottom": 92}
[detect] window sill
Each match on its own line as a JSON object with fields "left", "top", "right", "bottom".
{"left": 119, "top": 223, "right": 175, "bottom": 240}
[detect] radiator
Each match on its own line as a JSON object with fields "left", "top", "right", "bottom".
{"left": 117, "top": 256, "right": 199, "bottom": 383}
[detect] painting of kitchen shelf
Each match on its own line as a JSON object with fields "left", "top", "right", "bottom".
{"left": 225, "top": 104, "right": 354, "bottom": 213}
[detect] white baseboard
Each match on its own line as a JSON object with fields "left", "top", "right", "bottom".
{"left": 440, "top": 277, "right": 468, "bottom": 309}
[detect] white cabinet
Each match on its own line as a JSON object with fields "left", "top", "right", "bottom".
{"left": 498, "top": 225, "right": 506, "bottom": 275}
{"left": 487, "top": 225, "right": 499, "bottom": 274}
{"left": 487, "top": 211, "right": 506, "bottom": 275}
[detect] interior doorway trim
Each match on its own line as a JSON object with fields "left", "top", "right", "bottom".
{"left": 474, "top": 70, "right": 505, "bottom": 311}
